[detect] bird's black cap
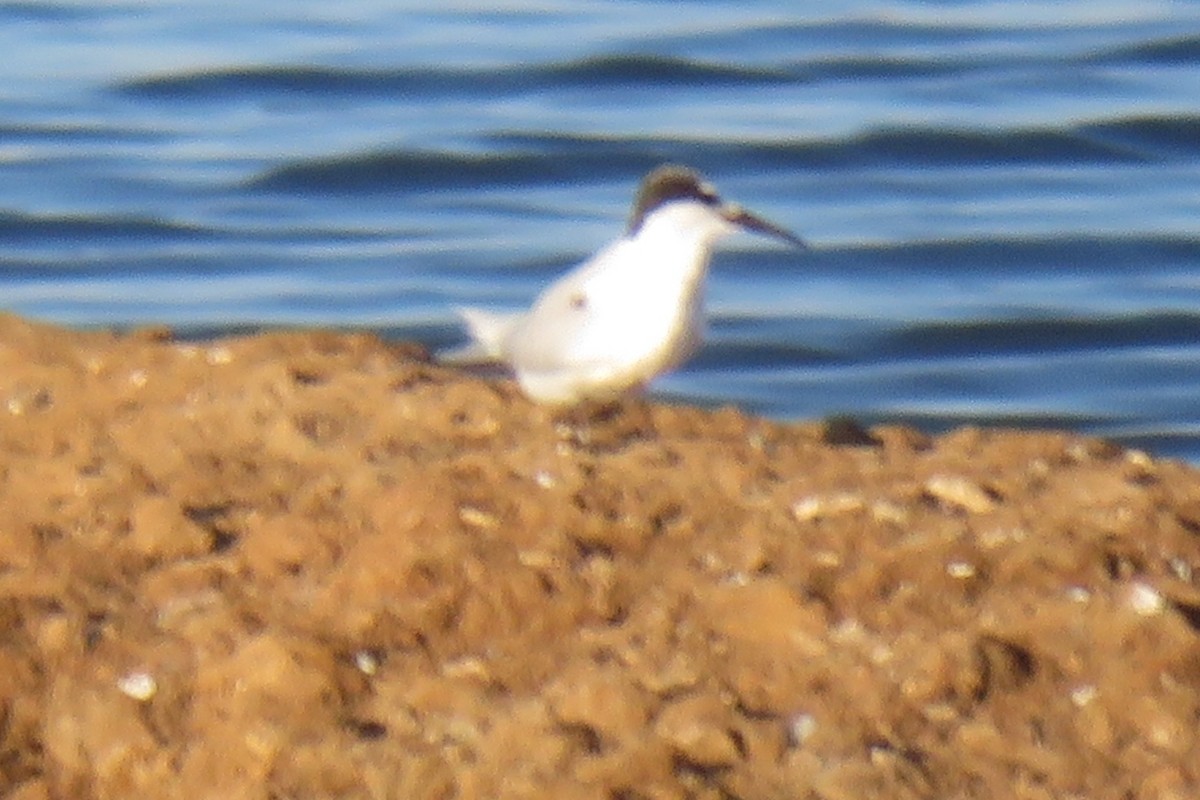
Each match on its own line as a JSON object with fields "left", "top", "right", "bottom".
{"left": 627, "top": 164, "right": 720, "bottom": 235}
{"left": 626, "top": 164, "right": 806, "bottom": 247}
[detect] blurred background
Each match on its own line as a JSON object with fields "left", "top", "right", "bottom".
{"left": 2, "top": 1, "right": 1200, "bottom": 458}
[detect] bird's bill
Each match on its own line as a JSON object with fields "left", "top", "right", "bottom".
{"left": 721, "top": 203, "right": 807, "bottom": 248}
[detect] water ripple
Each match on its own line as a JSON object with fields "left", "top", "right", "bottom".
{"left": 872, "top": 312, "right": 1200, "bottom": 360}
{"left": 0, "top": 210, "right": 212, "bottom": 243}
{"left": 1088, "top": 34, "right": 1200, "bottom": 65}
{"left": 250, "top": 114, "right": 1198, "bottom": 196}
{"left": 114, "top": 56, "right": 793, "bottom": 101}
{"left": 248, "top": 150, "right": 660, "bottom": 194}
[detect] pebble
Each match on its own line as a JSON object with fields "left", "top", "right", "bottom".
{"left": 116, "top": 670, "right": 158, "bottom": 701}
{"left": 791, "top": 492, "right": 864, "bottom": 522}
{"left": 1127, "top": 581, "right": 1164, "bottom": 616}
{"left": 924, "top": 475, "right": 997, "bottom": 514}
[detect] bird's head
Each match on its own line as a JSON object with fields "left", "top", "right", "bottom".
{"left": 627, "top": 164, "right": 806, "bottom": 248}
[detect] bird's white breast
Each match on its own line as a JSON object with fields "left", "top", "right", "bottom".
{"left": 580, "top": 231, "right": 706, "bottom": 369}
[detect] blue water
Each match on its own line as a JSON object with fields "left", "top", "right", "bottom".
{"left": 3, "top": 2, "right": 1200, "bottom": 459}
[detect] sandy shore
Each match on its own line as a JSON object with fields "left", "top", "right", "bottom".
{"left": 1, "top": 312, "right": 1198, "bottom": 799}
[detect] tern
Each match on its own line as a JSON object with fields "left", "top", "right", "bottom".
{"left": 443, "top": 164, "right": 806, "bottom": 404}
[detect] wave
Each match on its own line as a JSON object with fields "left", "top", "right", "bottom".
{"left": 0, "top": 122, "right": 164, "bottom": 143}
{"left": 497, "top": 118, "right": 1200, "bottom": 167}
{"left": 874, "top": 311, "right": 1200, "bottom": 360}
{"left": 1088, "top": 34, "right": 1200, "bottom": 65}
{"left": 114, "top": 55, "right": 791, "bottom": 101}
{"left": 757, "top": 234, "right": 1200, "bottom": 279}
{"left": 0, "top": 209, "right": 404, "bottom": 248}
{"left": 0, "top": 210, "right": 213, "bottom": 243}
{"left": 693, "top": 305, "right": 1200, "bottom": 372}
{"left": 688, "top": 339, "right": 838, "bottom": 371}
{"left": 117, "top": 46, "right": 1124, "bottom": 104}
{"left": 249, "top": 111, "right": 1199, "bottom": 195}
{"left": 247, "top": 150, "right": 661, "bottom": 193}
{"left": 0, "top": 2, "right": 96, "bottom": 21}
{"left": 1078, "top": 116, "right": 1200, "bottom": 158}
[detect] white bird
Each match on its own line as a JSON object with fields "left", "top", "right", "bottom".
{"left": 443, "top": 164, "right": 806, "bottom": 404}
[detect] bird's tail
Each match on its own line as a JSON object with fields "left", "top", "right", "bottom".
{"left": 439, "top": 307, "right": 522, "bottom": 364}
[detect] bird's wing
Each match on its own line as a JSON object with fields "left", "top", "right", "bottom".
{"left": 503, "top": 297, "right": 597, "bottom": 373}
{"left": 503, "top": 239, "right": 632, "bottom": 373}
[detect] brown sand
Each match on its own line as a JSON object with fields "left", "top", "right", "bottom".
{"left": 1, "top": 311, "right": 1198, "bottom": 799}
